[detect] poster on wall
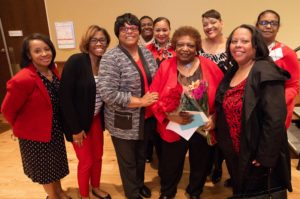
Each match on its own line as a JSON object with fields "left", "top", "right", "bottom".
{"left": 54, "top": 21, "right": 75, "bottom": 49}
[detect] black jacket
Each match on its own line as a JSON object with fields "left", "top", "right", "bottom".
{"left": 59, "top": 53, "right": 102, "bottom": 142}
{"left": 215, "top": 60, "right": 292, "bottom": 194}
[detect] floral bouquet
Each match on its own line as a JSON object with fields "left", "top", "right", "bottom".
{"left": 188, "top": 80, "right": 208, "bottom": 113}
{"left": 186, "top": 80, "right": 215, "bottom": 145}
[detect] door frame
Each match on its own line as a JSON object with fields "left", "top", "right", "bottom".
{"left": 0, "top": 18, "right": 13, "bottom": 77}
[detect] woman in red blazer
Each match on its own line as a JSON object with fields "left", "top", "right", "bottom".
{"left": 1, "top": 33, "right": 70, "bottom": 199}
{"left": 150, "top": 26, "right": 223, "bottom": 199}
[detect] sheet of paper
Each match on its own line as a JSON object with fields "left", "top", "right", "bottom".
{"left": 166, "top": 111, "right": 208, "bottom": 141}
{"left": 180, "top": 111, "right": 208, "bottom": 130}
{"left": 54, "top": 21, "right": 76, "bottom": 49}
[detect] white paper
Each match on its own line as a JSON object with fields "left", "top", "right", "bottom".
{"left": 54, "top": 21, "right": 76, "bottom": 49}
{"left": 166, "top": 111, "right": 208, "bottom": 141}
{"left": 269, "top": 47, "right": 283, "bottom": 62}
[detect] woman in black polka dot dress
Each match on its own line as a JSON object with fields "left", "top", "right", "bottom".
{"left": 1, "top": 33, "right": 69, "bottom": 199}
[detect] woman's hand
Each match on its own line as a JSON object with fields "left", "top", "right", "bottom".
{"left": 252, "top": 160, "right": 261, "bottom": 167}
{"left": 166, "top": 111, "right": 193, "bottom": 125}
{"left": 203, "top": 114, "right": 215, "bottom": 131}
{"left": 140, "top": 92, "right": 159, "bottom": 107}
{"left": 72, "top": 130, "right": 87, "bottom": 147}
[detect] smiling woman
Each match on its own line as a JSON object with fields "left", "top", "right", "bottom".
{"left": 215, "top": 24, "right": 291, "bottom": 198}
{"left": 1, "top": 33, "right": 70, "bottom": 199}
{"left": 150, "top": 26, "right": 223, "bottom": 199}
{"left": 59, "top": 25, "right": 111, "bottom": 199}
{"left": 146, "top": 17, "right": 176, "bottom": 66}
{"left": 199, "top": 9, "right": 228, "bottom": 74}
{"left": 98, "top": 13, "right": 158, "bottom": 199}
{"left": 256, "top": 9, "right": 299, "bottom": 129}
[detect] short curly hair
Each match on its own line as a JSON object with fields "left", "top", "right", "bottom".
{"left": 114, "top": 13, "right": 141, "bottom": 37}
{"left": 171, "top": 26, "right": 201, "bottom": 53}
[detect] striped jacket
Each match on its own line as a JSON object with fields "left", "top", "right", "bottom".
{"left": 99, "top": 45, "right": 157, "bottom": 140}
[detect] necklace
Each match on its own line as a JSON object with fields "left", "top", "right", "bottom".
{"left": 40, "top": 70, "right": 52, "bottom": 77}
{"left": 177, "top": 58, "right": 199, "bottom": 77}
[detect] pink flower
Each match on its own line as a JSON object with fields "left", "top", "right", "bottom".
{"left": 191, "top": 80, "right": 207, "bottom": 100}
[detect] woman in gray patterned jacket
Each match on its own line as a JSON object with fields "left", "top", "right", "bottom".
{"left": 98, "top": 13, "right": 158, "bottom": 199}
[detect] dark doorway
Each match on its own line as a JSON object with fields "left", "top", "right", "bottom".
{"left": 0, "top": 0, "right": 49, "bottom": 105}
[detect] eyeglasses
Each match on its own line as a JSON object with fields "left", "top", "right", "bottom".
{"left": 119, "top": 25, "right": 139, "bottom": 33}
{"left": 258, "top": 20, "right": 279, "bottom": 27}
{"left": 176, "top": 43, "right": 196, "bottom": 49}
{"left": 90, "top": 38, "right": 107, "bottom": 45}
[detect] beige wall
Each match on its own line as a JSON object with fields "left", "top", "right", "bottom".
{"left": 45, "top": 0, "right": 300, "bottom": 61}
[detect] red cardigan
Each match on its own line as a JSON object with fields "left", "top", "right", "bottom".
{"left": 1, "top": 63, "right": 60, "bottom": 142}
{"left": 271, "top": 42, "right": 300, "bottom": 128}
{"left": 150, "top": 56, "right": 223, "bottom": 142}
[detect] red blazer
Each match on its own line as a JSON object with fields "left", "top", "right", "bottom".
{"left": 150, "top": 56, "right": 224, "bottom": 142}
{"left": 1, "top": 63, "right": 60, "bottom": 142}
{"left": 270, "top": 42, "right": 300, "bottom": 128}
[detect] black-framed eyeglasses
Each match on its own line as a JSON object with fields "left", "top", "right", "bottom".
{"left": 258, "top": 20, "right": 279, "bottom": 27}
{"left": 119, "top": 25, "right": 139, "bottom": 33}
{"left": 90, "top": 38, "right": 107, "bottom": 45}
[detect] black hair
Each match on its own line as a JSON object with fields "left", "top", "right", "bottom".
{"left": 20, "top": 33, "right": 56, "bottom": 68}
{"left": 153, "top": 17, "right": 171, "bottom": 28}
{"left": 140, "top": 15, "right": 153, "bottom": 22}
{"left": 256, "top": 9, "right": 281, "bottom": 27}
{"left": 114, "top": 13, "right": 141, "bottom": 37}
{"left": 202, "top": 9, "right": 222, "bottom": 20}
{"left": 226, "top": 24, "right": 270, "bottom": 67}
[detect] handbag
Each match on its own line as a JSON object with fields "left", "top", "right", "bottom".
{"left": 231, "top": 169, "right": 287, "bottom": 199}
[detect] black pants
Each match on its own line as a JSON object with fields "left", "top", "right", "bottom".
{"left": 111, "top": 136, "right": 146, "bottom": 199}
{"left": 159, "top": 133, "right": 212, "bottom": 197}
{"left": 145, "top": 128, "right": 162, "bottom": 161}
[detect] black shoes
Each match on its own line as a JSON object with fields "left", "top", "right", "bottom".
{"left": 140, "top": 185, "right": 151, "bottom": 198}
{"left": 92, "top": 189, "right": 112, "bottom": 199}
{"left": 224, "top": 178, "right": 232, "bottom": 187}
{"left": 211, "top": 168, "right": 222, "bottom": 184}
{"left": 145, "top": 157, "right": 153, "bottom": 163}
{"left": 189, "top": 195, "right": 200, "bottom": 199}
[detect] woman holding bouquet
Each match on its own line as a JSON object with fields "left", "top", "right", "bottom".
{"left": 150, "top": 26, "right": 223, "bottom": 199}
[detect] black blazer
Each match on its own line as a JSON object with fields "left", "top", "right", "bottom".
{"left": 215, "top": 60, "right": 292, "bottom": 193}
{"left": 59, "top": 53, "right": 100, "bottom": 142}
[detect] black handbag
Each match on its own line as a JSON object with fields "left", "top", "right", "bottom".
{"left": 231, "top": 169, "right": 287, "bottom": 199}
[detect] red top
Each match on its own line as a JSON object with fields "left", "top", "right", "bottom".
{"left": 150, "top": 56, "right": 223, "bottom": 142}
{"left": 223, "top": 79, "right": 247, "bottom": 153}
{"left": 270, "top": 42, "right": 299, "bottom": 128}
{"left": 136, "top": 59, "right": 151, "bottom": 119}
{"left": 1, "top": 63, "right": 60, "bottom": 142}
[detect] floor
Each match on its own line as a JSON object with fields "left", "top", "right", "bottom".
{"left": 0, "top": 117, "right": 299, "bottom": 199}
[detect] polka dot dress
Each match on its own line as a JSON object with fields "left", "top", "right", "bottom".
{"left": 18, "top": 72, "right": 69, "bottom": 184}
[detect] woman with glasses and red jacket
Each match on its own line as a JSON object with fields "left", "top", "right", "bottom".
{"left": 256, "top": 9, "right": 300, "bottom": 128}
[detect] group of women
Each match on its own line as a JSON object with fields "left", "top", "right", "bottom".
{"left": 1, "top": 8, "right": 298, "bottom": 199}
